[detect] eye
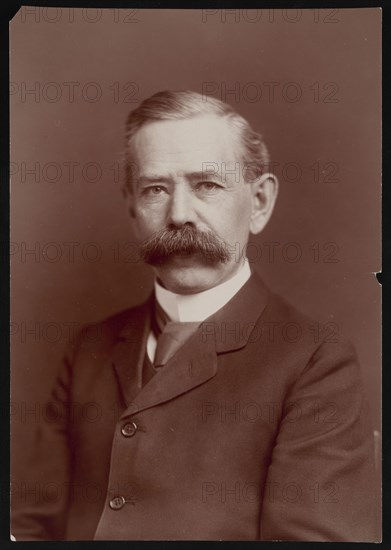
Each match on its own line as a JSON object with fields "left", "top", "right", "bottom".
{"left": 196, "top": 181, "right": 222, "bottom": 193}
{"left": 142, "top": 185, "right": 166, "bottom": 196}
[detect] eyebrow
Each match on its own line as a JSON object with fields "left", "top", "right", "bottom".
{"left": 137, "top": 171, "right": 223, "bottom": 187}
{"left": 187, "top": 171, "right": 222, "bottom": 182}
{"left": 137, "top": 176, "right": 169, "bottom": 186}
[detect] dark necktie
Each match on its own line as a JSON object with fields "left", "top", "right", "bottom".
{"left": 152, "top": 301, "right": 200, "bottom": 368}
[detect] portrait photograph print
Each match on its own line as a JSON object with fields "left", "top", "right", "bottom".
{"left": 9, "top": 7, "right": 381, "bottom": 542}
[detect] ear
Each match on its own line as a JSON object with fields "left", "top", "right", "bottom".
{"left": 249, "top": 172, "right": 279, "bottom": 235}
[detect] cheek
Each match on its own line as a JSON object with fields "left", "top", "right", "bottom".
{"left": 213, "top": 195, "right": 251, "bottom": 241}
{"left": 133, "top": 204, "right": 165, "bottom": 236}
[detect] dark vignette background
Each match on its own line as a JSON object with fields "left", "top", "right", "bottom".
{"left": 10, "top": 7, "right": 381, "bottom": 533}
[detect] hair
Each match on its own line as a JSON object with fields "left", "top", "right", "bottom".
{"left": 123, "top": 89, "right": 270, "bottom": 194}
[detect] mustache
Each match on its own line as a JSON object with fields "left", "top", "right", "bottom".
{"left": 139, "top": 225, "right": 231, "bottom": 265}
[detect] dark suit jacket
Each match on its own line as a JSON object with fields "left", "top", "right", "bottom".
{"left": 12, "top": 272, "right": 376, "bottom": 540}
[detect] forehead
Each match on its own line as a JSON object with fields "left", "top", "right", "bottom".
{"left": 130, "top": 115, "right": 240, "bottom": 174}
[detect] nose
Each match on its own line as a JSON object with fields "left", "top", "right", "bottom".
{"left": 166, "top": 185, "right": 196, "bottom": 227}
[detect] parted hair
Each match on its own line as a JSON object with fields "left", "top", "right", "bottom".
{"left": 123, "top": 90, "right": 270, "bottom": 193}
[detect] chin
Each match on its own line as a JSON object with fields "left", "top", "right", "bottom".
{"left": 154, "top": 263, "right": 225, "bottom": 295}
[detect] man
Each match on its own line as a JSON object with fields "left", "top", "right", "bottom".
{"left": 12, "top": 90, "right": 376, "bottom": 541}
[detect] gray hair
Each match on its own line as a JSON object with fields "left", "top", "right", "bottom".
{"left": 123, "top": 89, "right": 270, "bottom": 193}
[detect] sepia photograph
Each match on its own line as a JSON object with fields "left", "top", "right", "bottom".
{"left": 9, "top": 7, "right": 381, "bottom": 541}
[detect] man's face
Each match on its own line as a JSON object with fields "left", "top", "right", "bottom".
{"left": 129, "top": 114, "right": 254, "bottom": 294}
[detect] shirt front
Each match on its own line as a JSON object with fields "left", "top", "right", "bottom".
{"left": 147, "top": 260, "right": 252, "bottom": 361}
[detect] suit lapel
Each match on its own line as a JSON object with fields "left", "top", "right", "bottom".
{"left": 206, "top": 270, "right": 270, "bottom": 353}
{"left": 121, "top": 334, "right": 218, "bottom": 417}
{"left": 110, "top": 299, "right": 152, "bottom": 407}
{"left": 118, "top": 271, "right": 270, "bottom": 418}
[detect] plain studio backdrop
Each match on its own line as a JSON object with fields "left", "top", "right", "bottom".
{"left": 10, "top": 7, "right": 381, "bottom": 528}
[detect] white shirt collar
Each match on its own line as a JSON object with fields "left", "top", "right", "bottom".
{"left": 154, "top": 260, "right": 252, "bottom": 322}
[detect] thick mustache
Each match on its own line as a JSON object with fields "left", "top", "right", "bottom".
{"left": 139, "top": 225, "right": 231, "bottom": 265}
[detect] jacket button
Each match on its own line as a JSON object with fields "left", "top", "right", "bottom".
{"left": 121, "top": 421, "right": 137, "bottom": 437}
{"left": 109, "top": 496, "right": 126, "bottom": 510}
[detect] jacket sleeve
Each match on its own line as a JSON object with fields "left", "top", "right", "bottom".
{"left": 259, "top": 338, "right": 378, "bottom": 541}
{"left": 11, "top": 345, "right": 74, "bottom": 540}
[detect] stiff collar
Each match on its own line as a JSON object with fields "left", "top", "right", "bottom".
{"left": 154, "top": 260, "right": 252, "bottom": 322}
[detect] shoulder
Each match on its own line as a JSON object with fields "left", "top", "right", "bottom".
{"left": 263, "top": 285, "right": 350, "bottom": 349}
{"left": 68, "top": 295, "right": 152, "bottom": 361}
{"left": 95, "top": 297, "right": 152, "bottom": 335}
{"left": 253, "top": 281, "right": 360, "bottom": 380}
